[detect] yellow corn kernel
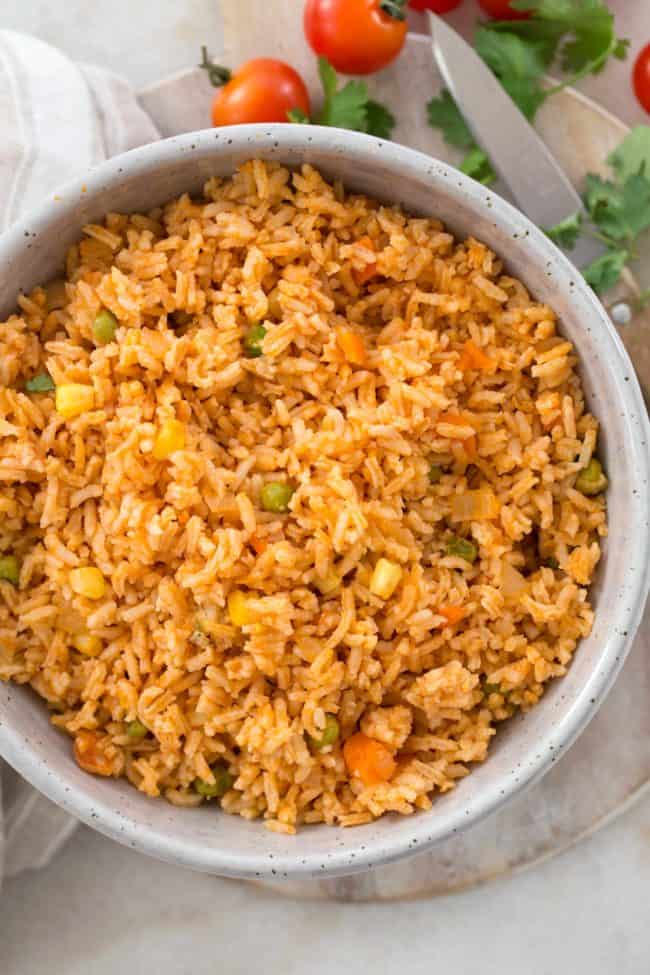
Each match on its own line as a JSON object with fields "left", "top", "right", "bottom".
{"left": 369, "top": 558, "right": 403, "bottom": 599}
{"left": 315, "top": 571, "right": 340, "bottom": 595}
{"left": 228, "top": 590, "right": 252, "bottom": 627}
{"left": 70, "top": 566, "right": 106, "bottom": 600}
{"left": 152, "top": 418, "right": 186, "bottom": 460}
{"left": 55, "top": 383, "right": 95, "bottom": 419}
{"left": 72, "top": 633, "right": 103, "bottom": 657}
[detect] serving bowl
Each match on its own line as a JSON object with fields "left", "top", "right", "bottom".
{"left": 0, "top": 124, "right": 648, "bottom": 880}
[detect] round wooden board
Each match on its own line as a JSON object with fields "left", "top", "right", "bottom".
{"left": 140, "top": 29, "right": 650, "bottom": 901}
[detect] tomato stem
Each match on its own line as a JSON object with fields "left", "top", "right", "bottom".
{"left": 199, "top": 46, "right": 232, "bottom": 87}
{"left": 379, "top": 0, "right": 408, "bottom": 20}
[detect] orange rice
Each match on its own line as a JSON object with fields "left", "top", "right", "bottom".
{"left": 0, "top": 161, "right": 607, "bottom": 832}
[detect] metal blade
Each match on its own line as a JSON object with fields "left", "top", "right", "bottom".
{"left": 428, "top": 12, "right": 605, "bottom": 269}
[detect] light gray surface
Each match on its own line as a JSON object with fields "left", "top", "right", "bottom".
{"left": 2, "top": 0, "right": 650, "bottom": 971}
{"left": 2, "top": 801, "right": 650, "bottom": 975}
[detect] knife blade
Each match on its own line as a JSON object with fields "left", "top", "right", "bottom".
{"left": 427, "top": 12, "right": 606, "bottom": 270}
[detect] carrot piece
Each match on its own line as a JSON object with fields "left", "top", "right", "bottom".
{"left": 343, "top": 732, "right": 396, "bottom": 786}
{"left": 250, "top": 533, "right": 267, "bottom": 555}
{"left": 458, "top": 340, "right": 495, "bottom": 373}
{"left": 352, "top": 236, "right": 378, "bottom": 286}
{"left": 437, "top": 605, "right": 465, "bottom": 626}
{"left": 336, "top": 328, "right": 368, "bottom": 367}
{"left": 73, "top": 731, "right": 114, "bottom": 777}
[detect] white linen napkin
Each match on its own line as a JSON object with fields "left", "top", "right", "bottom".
{"left": 0, "top": 28, "right": 160, "bottom": 887}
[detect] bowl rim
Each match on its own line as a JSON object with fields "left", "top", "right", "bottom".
{"left": 0, "top": 123, "right": 648, "bottom": 879}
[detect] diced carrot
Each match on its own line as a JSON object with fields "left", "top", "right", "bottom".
{"left": 73, "top": 731, "right": 114, "bottom": 777}
{"left": 458, "top": 340, "right": 495, "bottom": 373}
{"left": 352, "top": 236, "right": 378, "bottom": 286}
{"left": 343, "top": 732, "right": 396, "bottom": 787}
{"left": 250, "top": 533, "right": 268, "bottom": 555}
{"left": 336, "top": 328, "right": 368, "bottom": 367}
{"left": 437, "top": 605, "right": 465, "bottom": 626}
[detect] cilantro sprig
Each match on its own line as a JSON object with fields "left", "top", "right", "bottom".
{"left": 289, "top": 58, "right": 395, "bottom": 139}
{"left": 427, "top": 0, "right": 627, "bottom": 186}
{"left": 545, "top": 127, "right": 650, "bottom": 293}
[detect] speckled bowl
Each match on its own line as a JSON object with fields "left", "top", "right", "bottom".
{"left": 0, "top": 125, "right": 648, "bottom": 880}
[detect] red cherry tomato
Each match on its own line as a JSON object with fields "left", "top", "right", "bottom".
{"left": 477, "top": 0, "right": 531, "bottom": 19}
{"left": 633, "top": 43, "right": 650, "bottom": 114}
{"left": 410, "top": 0, "right": 463, "bottom": 11}
{"left": 304, "top": 0, "right": 408, "bottom": 76}
{"left": 200, "top": 51, "right": 311, "bottom": 127}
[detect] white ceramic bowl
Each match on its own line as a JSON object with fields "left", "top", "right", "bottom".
{"left": 0, "top": 125, "right": 648, "bottom": 880}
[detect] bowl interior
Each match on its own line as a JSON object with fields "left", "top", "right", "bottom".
{"left": 0, "top": 125, "right": 648, "bottom": 879}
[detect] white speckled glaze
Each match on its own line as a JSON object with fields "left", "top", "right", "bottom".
{"left": 0, "top": 125, "right": 648, "bottom": 880}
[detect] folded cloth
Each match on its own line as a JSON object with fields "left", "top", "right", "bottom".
{"left": 0, "top": 28, "right": 159, "bottom": 888}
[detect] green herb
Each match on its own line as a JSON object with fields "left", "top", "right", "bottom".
{"left": 583, "top": 249, "right": 629, "bottom": 293}
{"left": 364, "top": 100, "right": 396, "bottom": 140}
{"left": 542, "top": 126, "right": 650, "bottom": 292}
{"left": 292, "top": 58, "right": 395, "bottom": 139}
{"left": 243, "top": 323, "right": 267, "bottom": 358}
{"left": 446, "top": 537, "right": 479, "bottom": 564}
{"left": 428, "top": 464, "right": 443, "bottom": 485}
{"left": 483, "top": 682, "right": 502, "bottom": 696}
{"left": 543, "top": 212, "right": 583, "bottom": 248}
{"left": 541, "top": 556, "right": 560, "bottom": 570}
{"left": 427, "top": 1, "right": 627, "bottom": 187}
{"left": 25, "top": 372, "right": 55, "bottom": 393}
{"left": 459, "top": 147, "right": 497, "bottom": 186}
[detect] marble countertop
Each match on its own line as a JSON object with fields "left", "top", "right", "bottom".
{"left": 1, "top": 1, "right": 650, "bottom": 972}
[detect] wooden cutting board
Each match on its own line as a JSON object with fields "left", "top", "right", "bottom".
{"left": 139, "top": 17, "right": 650, "bottom": 901}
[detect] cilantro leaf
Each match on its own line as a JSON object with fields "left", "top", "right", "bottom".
{"left": 459, "top": 147, "right": 497, "bottom": 186}
{"left": 426, "top": 90, "right": 475, "bottom": 150}
{"left": 475, "top": 28, "right": 547, "bottom": 118}
{"left": 608, "top": 126, "right": 650, "bottom": 181}
{"left": 364, "top": 100, "right": 396, "bottom": 139}
{"left": 543, "top": 211, "right": 583, "bottom": 248}
{"left": 309, "top": 58, "right": 394, "bottom": 137}
{"left": 25, "top": 372, "right": 55, "bottom": 393}
{"left": 287, "top": 107, "right": 310, "bottom": 124}
{"left": 584, "top": 169, "right": 650, "bottom": 242}
{"left": 582, "top": 249, "right": 628, "bottom": 293}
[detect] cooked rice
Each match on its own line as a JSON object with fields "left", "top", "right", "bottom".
{"left": 0, "top": 161, "right": 607, "bottom": 832}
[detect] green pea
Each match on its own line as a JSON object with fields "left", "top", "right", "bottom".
{"left": 92, "top": 309, "right": 118, "bottom": 345}
{"left": 446, "top": 537, "right": 478, "bottom": 564}
{"left": 541, "top": 556, "right": 559, "bottom": 570}
{"left": 194, "top": 764, "right": 234, "bottom": 799}
{"left": 309, "top": 714, "right": 340, "bottom": 751}
{"left": 0, "top": 555, "right": 20, "bottom": 586}
{"left": 261, "top": 481, "right": 294, "bottom": 513}
{"left": 126, "top": 719, "right": 148, "bottom": 740}
{"left": 429, "top": 464, "right": 443, "bottom": 485}
{"left": 575, "top": 458, "right": 608, "bottom": 496}
{"left": 25, "top": 372, "right": 55, "bottom": 393}
{"left": 243, "top": 323, "right": 267, "bottom": 358}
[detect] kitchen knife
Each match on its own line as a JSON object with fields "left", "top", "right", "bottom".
{"left": 428, "top": 12, "right": 606, "bottom": 270}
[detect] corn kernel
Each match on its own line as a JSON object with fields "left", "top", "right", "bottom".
{"left": 315, "top": 571, "right": 340, "bottom": 595}
{"left": 369, "top": 558, "right": 403, "bottom": 599}
{"left": 228, "top": 590, "right": 252, "bottom": 627}
{"left": 55, "top": 383, "right": 95, "bottom": 419}
{"left": 152, "top": 418, "right": 186, "bottom": 460}
{"left": 70, "top": 566, "right": 106, "bottom": 600}
{"left": 72, "top": 633, "right": 103, "bottom": 657}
